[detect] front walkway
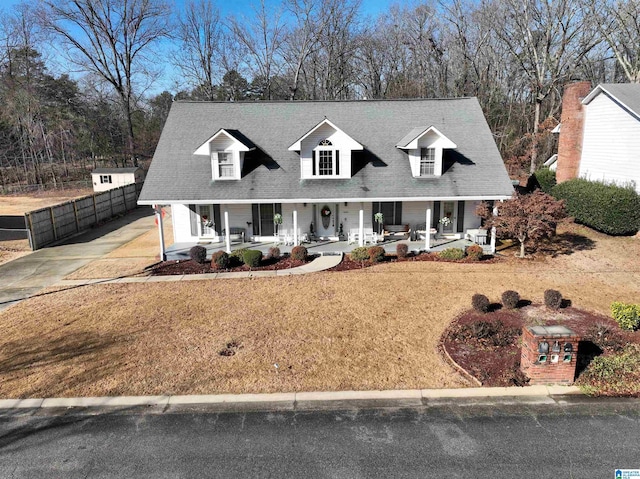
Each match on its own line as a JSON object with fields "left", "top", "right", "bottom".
{"left": 165, "top": 237, "right": 489, "bottom": 261}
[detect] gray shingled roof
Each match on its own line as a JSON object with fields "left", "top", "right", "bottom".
{"left": 587, "top": 84, "right": 640, "bottom": 119}
{"left": 139, "top": 98, "right": 514, "bottom": 204}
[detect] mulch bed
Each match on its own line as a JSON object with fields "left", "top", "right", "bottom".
{"left": 441, "top": 304, "right": 640, "bottom": 387}
{"left": 327, "top": 251, "right": 499, "bottom": 272}
{"left": 149, "top": 254, "right": 318, "bottom": 275}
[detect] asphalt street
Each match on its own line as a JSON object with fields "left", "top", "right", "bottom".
{"left": 0, "top": 400, "right": 638, "bottom": 478}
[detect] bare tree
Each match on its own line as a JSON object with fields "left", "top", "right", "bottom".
{"left": 588, "top": 0, "right": 640, "bottom": 83}
{"left": 174, "top": 0, "right": 223, "bottom": 101}
{"left": 229, "top": 0, "right": 286, "bottom": 100}
{"left": 40, "top": 0, "right": 171, "bottom": 161}
{"left": 490, "top": 0, "right": 599, "bottom": 173}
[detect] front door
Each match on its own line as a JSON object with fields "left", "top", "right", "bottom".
{"left": 317, "top": 203, "right": 336, "bottom": 238}
{"left": 197, "top": 205, "right": 215, "bottom": 237}
{"left": 442, "top": 201, "right": 456, "bottom": 234}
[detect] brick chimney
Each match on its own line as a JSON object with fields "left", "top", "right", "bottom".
{"left": 556, "top": 81, "right": 592, "bottom": 183}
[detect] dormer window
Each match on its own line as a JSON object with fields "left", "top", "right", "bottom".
{"left": 315, "top": 139, "right": 339, "bottom": 176}
{"left": 217, "top": 152, "right": 234, "bottom": 178}
{"left": 420, "top": 148, "right": 435, "bottom": 176}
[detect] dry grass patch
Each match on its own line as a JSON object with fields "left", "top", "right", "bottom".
{"left": 0, "top": 189, "right": 92, "bottom": 215}
{"left": 0, "top": 221, "right": 638, "bottom": 398}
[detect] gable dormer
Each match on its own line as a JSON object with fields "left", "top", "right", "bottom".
{"left": 288, "top": 118, "right": 363, "bottom": 179}
{"left": 396, "top": 126, "right": 457, "bottom": 177}
{"left": 194, "top": 129, "right": 256, "bottom": 180}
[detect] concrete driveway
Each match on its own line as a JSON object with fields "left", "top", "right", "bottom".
{"left": 0, "top": 208, "right": 155, "bottom": 311}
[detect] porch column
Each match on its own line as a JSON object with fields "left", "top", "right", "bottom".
{"left": 358, "top": 205, "right": 364, "bottom": 247}
{"left": 224, "top": 208, "right": 231, "bottom": 253}
{"left": 490, "top": 202, "right": 499, "bottom": 254}
{"left": 293, "top": 208, "right": 298, "bottom": 245}
{"left": 154, "top": 205, "right": 166, "bottom": 261}
{"left": 425, "top": 206, "right": 432, "bottom": 251}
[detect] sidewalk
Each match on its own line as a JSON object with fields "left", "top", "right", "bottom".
{"left": 0, "top": 385, "right": 590, "bottom": 412}
{"left": 54, "top": 254, "right": 343, "bottom": 287}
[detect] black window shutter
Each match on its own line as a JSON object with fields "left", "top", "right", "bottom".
{"left": 335, "top": 150, "right": 340, "bottom": 175}
{"left": 457, "top": 201, "right": 465, "bottom": 233}
{"left": 189, "top": 204, "right": 198, "bottom": 236}
{"left": 312, "top": 151, "right": 316, "bottom": 176}
{"left": 252, "top": 204, "right": 260, "bottom": 235}
{"left": 395, "top": 202, "right": 402, "bottom": 224}
{"left": 213, "top": 205, "right": 221, "bottom": 235}
{"left": 432, "top": 202, "right": 440, "bottom": 229}
{"left": 274, "top": 203, "right": 282, "bottom": 215}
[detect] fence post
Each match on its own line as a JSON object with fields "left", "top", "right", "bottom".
{"left": 93, "top": 195, "right": 98, "bottom": 223}
{"left": 73, "top": 200, "right": 80, "bottom": 232}
{"left": 24, "top": 213, "right": 34, "bottom": 250}
{"left": 123, "top": 185, "right": 128, "bottom": 211}
{"left": 50, "top": 206, "right": 58, "bottom": 241}
{"left": 109, "top": 189, "right": 114, "bottom": 217}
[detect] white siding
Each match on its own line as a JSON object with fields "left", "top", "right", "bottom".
{"left": 580, "top": 93, "right": 640, "bottom": 192}
{"left": 92, "top": 172, "right": 136, "bottom": 192}
{"left": 407, "top": 132, "right": 445, "bottom": 177}
{"left": 402, "top": 201, "right": 432, "bottom": 228}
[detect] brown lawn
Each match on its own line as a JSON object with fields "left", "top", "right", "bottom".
{"left": 0, "top": 221, "right": 638, "bottom": 398}
{"left": 0, "top": 189, "right": 92, "bottom": 215}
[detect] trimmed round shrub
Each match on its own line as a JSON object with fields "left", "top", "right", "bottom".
{"left": 210, "top": 251, "right": 229, "bottom": 270}
{"left": 396, "top": 243, "right": 409, "bottom": 258}
{"left": 465, "top": 244, "right": 483, "bottom": 261}
{"left": 544, "top": 289, "right": 563, "bottom": 310}
{"left": 552, "top": 178, "right": 640, "bottom": 235}
{"left": 230, "top": 248, "right": 247, "bottom": 264}
{"left": 533, "top": 167, "right": 556, "bottom": 194}
{"left": 368, "top": 245, "right": 385, "bottom": 263}
{"left": 242, "top": 249, "right": 262, "bottom": 268}
{"left": 501, "top": 290, "right": 520, "bottom": 309}
{"left": 290, "top": 245, "right": 308, "bottom": 261}
{"left": 189, "top": 245, "right": 207, "bottom": 264}
{"left": 350, "top": 246, "right": 369, "bottom": 262}
{"left": 268, "top": 246, "right": 281, "bottom": 259}
{"left": 438, "top": 247, "right": 465, "bottom": 261}
{"left": 472, "top": 294, "right": 490, "bottom": 313}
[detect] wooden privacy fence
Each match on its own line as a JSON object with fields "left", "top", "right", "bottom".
{"left": 24, "top": 183, "right": 143, "bottom": 250}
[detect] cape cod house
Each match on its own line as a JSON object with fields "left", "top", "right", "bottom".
{"left": 138, "top": 98, "right": 514, "bottom": 259}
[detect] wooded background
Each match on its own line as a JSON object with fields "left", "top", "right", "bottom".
{"left": 1, "top": 0, "right": 638, "bottom": 191}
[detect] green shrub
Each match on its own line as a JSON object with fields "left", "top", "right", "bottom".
{"left": 350, "top": 246, "right": 369, "bottom": 262}
{"left": 210, "top": 251, "right": 229, "bottom": 270}
{"left": 242, "top": 249, "right": 262, "bottom": 268}
{"left": 438, "top": 247, "right": 465, "bottom": 260}
{"left": 396, "top": 243, "right": 409, "bottom": 258}
{"left": 501, "top": 290, "right": 520, "bottom": 309}
{"left": 577, "top": 346, "right": 640, "bottom": 396}
{"left": 472, "top": 294, "right": 490, "bottom": 313}
{"left": 611, "top": 302, "right": 640, "bottom": 331}
{"left": 290, "top": 245, "right": 308, "bottom": 261}
{"left": 544, "top": 289, "right": 563, "bottom": 309}
{"left": 465, "top": 244, "right": 483, "bottom": 261}
{"left": 268, "top": 246, "right": 281, "bottom": 259}
{"left": 552, "top": 178, "right": 640, "bottom": 235}
{"left": 189, "top": 245, "right": 207, "bottom": 264}
{"left": 368, "top": 245, "right": 385, "bottom": 263}
{"left": 534, "top": 167, "right": 556, "bottom": 194}
{"left": 230, "top": 248, "right": 247, "bottom": 264}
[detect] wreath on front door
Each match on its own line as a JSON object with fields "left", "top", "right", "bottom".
{"left": 320, "top": 205, "right": 331, "bottom": 229}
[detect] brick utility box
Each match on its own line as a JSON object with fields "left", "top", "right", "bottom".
{"left": 521, "top": 326, "right": 580, "bottom": 385}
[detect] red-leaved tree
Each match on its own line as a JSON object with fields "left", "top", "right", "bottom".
{"left": 477, "top": 191, "right": 565, "bottom": 258}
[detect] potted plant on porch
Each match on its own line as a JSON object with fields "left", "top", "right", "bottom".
{"left": 273, "top": 213, "right": 283, "bottom": 236}
{"left": 374, "top": 212, "right": 384, "bottom": 235}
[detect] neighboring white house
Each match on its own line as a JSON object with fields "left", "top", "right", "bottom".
{"left": 138, "top": 99, "right": 514, "bottom": 256}
{"left": 556, "top": 83, "right": 640, "bottom": 193}
{"left": 91, "top": 167, "right": 145, "bottom": 192}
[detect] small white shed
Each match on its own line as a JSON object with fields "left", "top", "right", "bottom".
{"left": 91, "top": 167, "right": 145, "bottom": 192}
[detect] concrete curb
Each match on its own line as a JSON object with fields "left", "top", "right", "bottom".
{"left": 0, "top": 386, "right": 588, "bottom": 412}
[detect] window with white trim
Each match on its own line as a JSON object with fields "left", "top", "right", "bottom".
{"left": 313, "top": 139, "right": 339, "bottom": 177}
{"left": 420, "top": 148, "right": 435, "bottom": 175}
{"left": 217, "top": 152, "right": 234, "bottom": 178}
